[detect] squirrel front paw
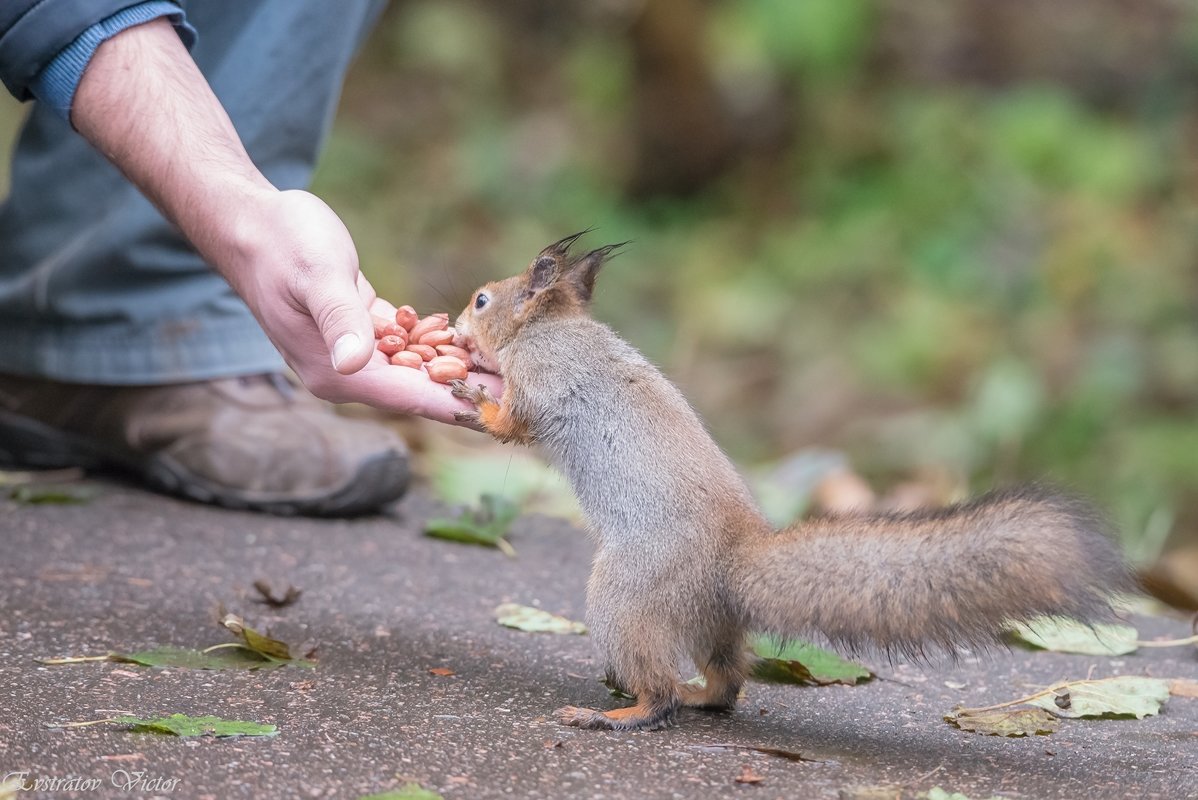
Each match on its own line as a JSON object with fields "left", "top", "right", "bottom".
{"left": 453, "top": 409, "right": 481, "bottom": 425}
{"left": 448, "top": 378, "right": 530, "bottom": 443}
{"left": 449, "top": 378, "right": 495, "bottom": 408}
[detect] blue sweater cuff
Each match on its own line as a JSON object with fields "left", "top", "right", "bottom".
{"left": 29, "top": 2, "right": 197, "bottom": 121}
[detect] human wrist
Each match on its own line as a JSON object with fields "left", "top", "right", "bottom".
{"left": 178, "top": 179, "right": 282, "bottom": 288}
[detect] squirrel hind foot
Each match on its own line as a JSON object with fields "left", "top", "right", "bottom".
{"left": 679, "top": 653, "right": 747, "bottom": 711}
{"left": 556, "top": 698, "right": 678, "bottom": 732}
{"left": 678, "top": 681, "right": 740, "bottom": 712}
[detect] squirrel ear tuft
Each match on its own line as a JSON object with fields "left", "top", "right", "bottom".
{"left": 542, "top": 230, "right": 592, "bottom": 259}
{"left": 566, "top": 242, "right": 628, "bottom": 302}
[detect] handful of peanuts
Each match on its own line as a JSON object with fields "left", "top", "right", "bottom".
{"left": 372, "top": 305, "right": 471, "bottom": 384}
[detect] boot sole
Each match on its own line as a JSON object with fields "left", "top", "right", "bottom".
{"left": 0, "top": 407, "right": 409, "bottom": 517}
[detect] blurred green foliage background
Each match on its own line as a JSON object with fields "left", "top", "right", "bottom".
{"left": 2, "top": 0, "right": 1197, "bottom": 562}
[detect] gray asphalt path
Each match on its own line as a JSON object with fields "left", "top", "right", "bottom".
{"left": 1, "top": 479, "right": 1195, "bottom": 799}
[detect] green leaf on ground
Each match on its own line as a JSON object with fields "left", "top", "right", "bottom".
{"left": 944, "top": 707, "right": 1059, "bottom": 736}
{"left": 495, "top": 603, "right": 587, "bottom": 635}
{"left": 430, "top": 451, "right": 579, "bottom": 521}
{"left": 1008, "top": 617, "right": 1138, "bottom": 656}
{"left": 113, "top": 645, "right": 286, "bottom": 670}
{"left": 426, "top": 493, "right": 519, "bottom": 556}
{"left": 38, "top": 646, "right": 285, "bottom": 670}
{"left": 113, "top": 714, "right": 277, "bottom": 738}
{"left": 358, "top": 784, "right": 444, "bottom": 800}
{"left": 9, "top": 483, "right": 97, "bottom": 504}
{"left": 38, "top": 614, "right": 315, "bottom": 671}
{"left": 1026, "top": 676, "right": 1170, "bottom": 719}
{"left": 749, "top": 635, "right": 873, "bottom": 686}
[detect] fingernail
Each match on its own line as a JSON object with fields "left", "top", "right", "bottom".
{"left": 331, "top": 333, "right": 360, "bottom": 370}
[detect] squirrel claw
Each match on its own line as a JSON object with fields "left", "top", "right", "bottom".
{"left": 449, "top": 378, "right": 494, "bottom": 407}
{"left": 556, "top": 705, "right": 605, "bottom": 729}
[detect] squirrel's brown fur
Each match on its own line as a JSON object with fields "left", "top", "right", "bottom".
{"left": 449, "top": 233, "right": 1132, "bottom": 732}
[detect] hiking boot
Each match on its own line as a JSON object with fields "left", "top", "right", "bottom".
{"left": 0, "top": 372, "right": 409, "bottom": 516}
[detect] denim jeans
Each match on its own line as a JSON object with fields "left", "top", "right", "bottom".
{"left": 0, "top": 0, "right": 387, "bottom": 384}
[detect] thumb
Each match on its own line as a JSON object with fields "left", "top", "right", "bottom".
{"left": 317, "top": 292, "right": 376, "bottom": 375}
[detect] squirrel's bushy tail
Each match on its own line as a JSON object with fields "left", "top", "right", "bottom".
{"left": 732, "top": 486, "right": 1133, "bottom": 657}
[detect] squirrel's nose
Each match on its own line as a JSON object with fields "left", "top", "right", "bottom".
{"left": 452, "top": 321, "right": 471, "bottom": 350}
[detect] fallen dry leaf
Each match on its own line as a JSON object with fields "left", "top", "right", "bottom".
{"left": 217, "top": 612, "right": 316, "bottom": 663}
{"left": 1026, "top": 676, "right": 1170, "bottom": 719}
{"left": 428, "top": 667, "right": 455, "bottom": 677}
{"left": 252, "top": 580, "right": 303, "bottom": 608}
{"left": 689, "top": 743, "right": 821, "bottom": 763}
{"left": 944, "top": 707, "right": 1059, "bottom": 736}
{"left": 495, "top": 603, "right": 587, "bottom": 635}
{"left": 947, "top": 675, "right": 1172, "bottom": 737}
{"left": 734, "top": 765, "right": 765, "bottom": 785}
{"left": 1007, "top": 617, "right": 1138, "bottom": 656}
{"left": 837, "top": 787, "right": 902, "bottom": 800}
{"left": 1169, "top": 679, "right": 1198, "bottom": 698}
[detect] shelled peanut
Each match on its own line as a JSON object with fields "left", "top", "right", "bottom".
{"left": 372, "top": 305, "right": 469, "bottom": 384}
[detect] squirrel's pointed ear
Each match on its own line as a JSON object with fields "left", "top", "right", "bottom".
{"left": 528, "top": 255, "right": 558, "bottom": 291}
{"left": 528, "top": 230, "right": 592, "bottom": 291}
{"left": 566, "top": 242, "right": 627, "bottom": 303}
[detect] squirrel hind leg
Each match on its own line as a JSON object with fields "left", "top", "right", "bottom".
{"left": 557, "top": 693, "right": 679, "bottom": 732}
{"left": 680, "top": 644, "right": 748, "bottom": 712}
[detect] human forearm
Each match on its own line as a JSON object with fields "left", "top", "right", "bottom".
{"left": 71, "top": 17, "right": 274, "bottom": 277}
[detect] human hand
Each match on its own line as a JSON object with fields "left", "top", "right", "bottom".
{"left": 219, "top": 189, "right": 501, "bottom": 423}
{"left": 69, "top": 21, "right": 498, "bottom": 424}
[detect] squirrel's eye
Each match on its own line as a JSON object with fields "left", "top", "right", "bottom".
{"left": 474, "top": 292, "right": 490, "bottom": 310}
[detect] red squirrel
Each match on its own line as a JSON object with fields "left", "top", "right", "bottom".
{"left": 448, "top": 232, "right": 1130, "bottom": 731}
